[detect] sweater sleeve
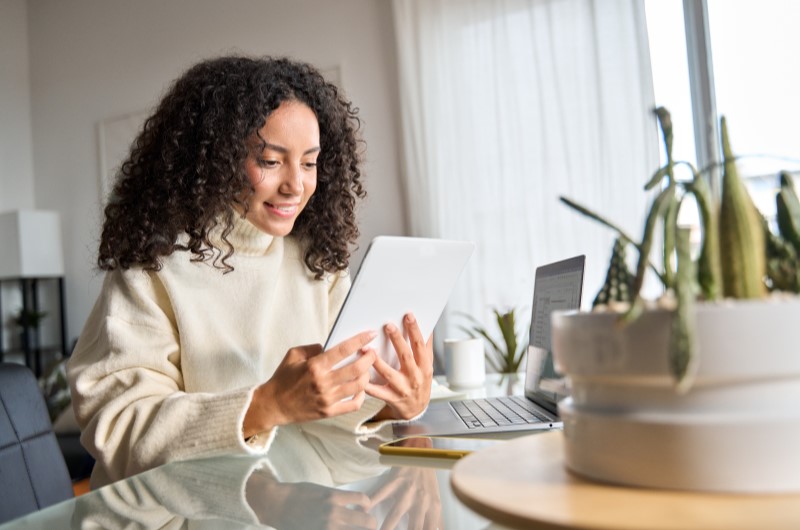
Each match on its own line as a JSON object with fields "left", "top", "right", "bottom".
{"left": 67, "top": 270, "right": 273, "bottom": 486}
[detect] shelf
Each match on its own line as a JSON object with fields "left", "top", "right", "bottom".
{"left": 2, "top": 346, "right": 64, "bottom": 356}
{"left": 0, "top": 277, "right": 68, "bottom": 377}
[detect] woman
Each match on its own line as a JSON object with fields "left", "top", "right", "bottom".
{"left": 68, "top": 56, "right": 432, "bottom": 488}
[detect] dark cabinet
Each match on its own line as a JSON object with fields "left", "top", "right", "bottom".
{"left": 0, "top": 277, "right": 68, "bottom": 377}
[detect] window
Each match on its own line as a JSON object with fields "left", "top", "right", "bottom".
{"left": 708, "top": 0, "right": 800, "bottom": 220}
{"left": 644, "top": 0, "right": 697, "bottom": 168}
{"left": 646, "top": 0, "right": 800, "bottom": 225}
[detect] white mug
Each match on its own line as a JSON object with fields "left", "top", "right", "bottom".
{"left": 444, "top": 337, "right": 485, "bottom": 389}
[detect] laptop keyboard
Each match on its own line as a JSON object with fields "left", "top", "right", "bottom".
{"left": 449, "top": 396, "right": 555, "bottom": 429}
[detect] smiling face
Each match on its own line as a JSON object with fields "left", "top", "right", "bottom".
{"left": 243, "top": 100, "right": 320, "bottom": 237}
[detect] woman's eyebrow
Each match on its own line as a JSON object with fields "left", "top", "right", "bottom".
{"left": 262, "top": 142, "right": 321, "bottom": 156}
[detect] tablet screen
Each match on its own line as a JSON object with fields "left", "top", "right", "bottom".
{"left": 327, "top": 236, "right": 475, "bottom": 382}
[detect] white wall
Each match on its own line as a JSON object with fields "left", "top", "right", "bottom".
{"left": 0, "top": 0, "right": 35, "bottom": 210}
{"left": 26, "top": 0, "right": 407, "bottom": 342}
{"left": 0, "top": 0, "right": 35, "bottom": 352}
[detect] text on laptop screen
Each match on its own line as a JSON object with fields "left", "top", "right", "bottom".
{"left": 524, "top": 256, "right": 585, "bottom": 402}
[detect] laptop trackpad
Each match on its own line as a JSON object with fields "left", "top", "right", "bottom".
{"left": 392, "top": 404, "right": 461, "bottom": 437}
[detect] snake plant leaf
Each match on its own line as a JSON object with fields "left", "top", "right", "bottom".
{"left": 618, "top": 296, "right": 645, "bottom": 327}
{"left": 662, "top": 194, "right": 680, "bottom": 289}
{"left": 652, "top": 107, "right": 680, "bottom": 290}
{"left": 776, "top": 171, "right": 800, "bottom": 253}
{"left": 593, "top": 237, "right": 635, "bottom": 307}
{"left": 718, "top": 117, "right": 767, "bottom": 299}
{"left": 620, "top": 182, "right": 676, "bottom": 326}
{"left": 645, "top": 166, "right": 670, "bottom": 191}
{"left": 671, "top": 227, "right": 698, "bottom": 392}
{"left": 762, "top": 214, "right": 800, "bottom": 293}
{"left": 654, "top": 107, "right": 674, "bottom": 162}
{"left": 559, "top": 196, "right": 666, "bottom": 285}
{"left": 647, "top": 107, "right": 676, "bottom": 193}
{"left": 683, "top": 169, "right": 723, "bottom": 301}
{"left": 559, "top": 196, "right": 639, "bottom": 243}
{"left": 782, "top": 171, "right": 798, "bottom": 192}
{"left": 631, "top": 183, "right": 677, "bottom": 300}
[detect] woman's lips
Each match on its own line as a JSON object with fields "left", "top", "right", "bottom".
{"left": 265, "top": 202, "right": 299, "bottom": 218}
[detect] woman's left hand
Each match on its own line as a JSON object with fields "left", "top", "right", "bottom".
{"left": 365, "top": 313, "right": 433, "bottom": 421}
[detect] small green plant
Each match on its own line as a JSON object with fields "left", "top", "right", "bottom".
{"left": 13, "top": 309, "right": 48, "bottom": 329}
{"left": 561, "top": 107, "right": 800, "bottom": 391}
{"left": 460, "top": 308, "right": 527, "bottom": 373}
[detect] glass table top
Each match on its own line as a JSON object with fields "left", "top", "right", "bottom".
{"left": 1, "top": 374, "right": 529, "bottom": 530}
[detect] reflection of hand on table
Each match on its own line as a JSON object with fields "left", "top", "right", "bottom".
{"left": 246, "top": 470, "right": 377, "bottom": 530}
{"left": 367, "top": 452, "right": 443, "bottom": 530}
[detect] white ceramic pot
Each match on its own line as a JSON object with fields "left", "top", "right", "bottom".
{"left": 551, "top": 297, "right": 800, "bottom": 493}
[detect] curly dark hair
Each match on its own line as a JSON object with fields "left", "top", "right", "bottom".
{"left": 98, "top": 55, "right": 365, "bottom": 278}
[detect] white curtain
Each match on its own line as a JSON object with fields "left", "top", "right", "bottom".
{"left": 392, "top": 0, "right": 659, "bottom": 365}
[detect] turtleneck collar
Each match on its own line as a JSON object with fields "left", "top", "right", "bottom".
{"left": 210, "top": 213, "right": 276, "bottom": 256}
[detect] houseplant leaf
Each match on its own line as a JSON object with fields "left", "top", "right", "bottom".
{"left": 718, "top": 117, "right": 767, "bottom": 299}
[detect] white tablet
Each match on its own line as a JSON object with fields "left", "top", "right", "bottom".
{"left": 327, "top": 236, "right": 475, "bottom": 380}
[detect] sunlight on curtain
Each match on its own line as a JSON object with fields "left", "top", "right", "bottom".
{"left": 392, "top": 0, "right": 659, "bottom": 363}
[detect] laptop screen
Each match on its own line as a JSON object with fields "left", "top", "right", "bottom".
{"left": 524, "top": 255, "right": 585, "bottom": 405}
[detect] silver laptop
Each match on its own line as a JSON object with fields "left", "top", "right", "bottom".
{"left": 393, "top": 255, "right": 585, "bottom": 437}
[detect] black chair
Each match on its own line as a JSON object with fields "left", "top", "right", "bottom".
{"left": 0, "top": 362, "right": 73, "bottom": 524}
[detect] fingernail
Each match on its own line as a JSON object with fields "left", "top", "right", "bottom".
{"left": 385, "top": 323, "right": 396, "bottom": 333}
{"left": 367, "top": 330, "right": 378, "bottom": 340}
{"left": 405, "top": 313, "right": 415, "bottom": 323}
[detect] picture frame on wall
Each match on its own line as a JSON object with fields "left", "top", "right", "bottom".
{"left": 96, "top": 110, "right": 148, "bottom": 204}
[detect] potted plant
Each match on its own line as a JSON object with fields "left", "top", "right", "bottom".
{"left": 460, "top": 308, "right": 528, "bottom": 374}
{"left": 553, "top": 108, "right": 800, "bottom": 493}
{"left": 14, "top": 308, "right": 48, "bottom": 351}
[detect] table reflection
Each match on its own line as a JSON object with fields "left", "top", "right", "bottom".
{"left": 68, "top": 422, "right": 445, "bottom": 529}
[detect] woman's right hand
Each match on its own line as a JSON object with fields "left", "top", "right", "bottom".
{"left": 243, "top": 330, "right": 378, "bottom": 436}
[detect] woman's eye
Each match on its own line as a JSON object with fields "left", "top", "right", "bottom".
{"left": 258, "top": 159, "right": 279, "bottom": 168}
{"left": 303, "top": 162, "right": 318, "bottom": 169}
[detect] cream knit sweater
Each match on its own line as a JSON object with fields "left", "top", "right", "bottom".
{"left": 68, "top": 216, "right": 391, "bottom": 488}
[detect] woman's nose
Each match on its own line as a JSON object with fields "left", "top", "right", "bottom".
{"left": 280, "top": 165, "right": 303, "bottom": 195}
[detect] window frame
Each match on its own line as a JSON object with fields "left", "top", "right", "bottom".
{"left": 682, "top": 0, "right": 721, "bottom": 196}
